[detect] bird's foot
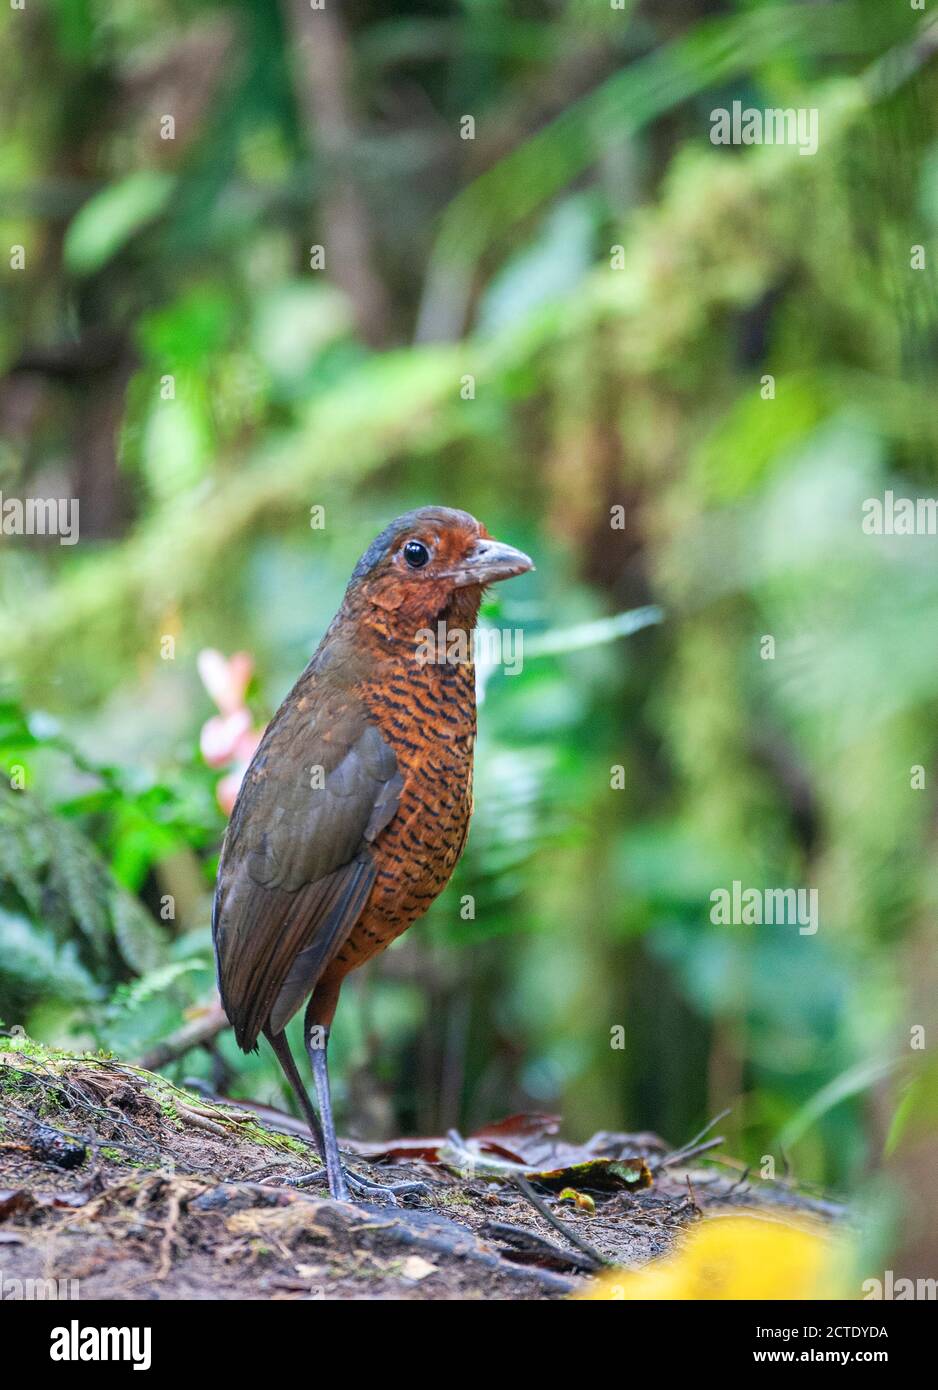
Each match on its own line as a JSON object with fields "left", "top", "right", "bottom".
{"left": 281, "top": 1166, "right": 429, "bottom": 1206}
{"left": 344, "top": 1171, "right": 431, "bottom": 1206}
{"left": 283, "top": 1169, "right": 328, "bottom": 1191}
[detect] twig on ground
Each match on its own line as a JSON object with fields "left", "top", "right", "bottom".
{"left": 726, "top": 1165, "right": 751, "bottom": 1196}
{"left": 172, "top": 1103, "right": 231, "bottom": 1138}
{"left": 480, "top": 1220, "right": 599, "bottom": 1273}
{"left": 654, "top": 1108, "right": 731, "bottom": 1171}
{"left": 658, "top": 1135, "right": 725, "bottom": 1169}
{"left": 510, "top": 1173, "right": 609, "bottom": 1271}
{"left": 156, "top": 1181, "right": 183, "bottom": 1281}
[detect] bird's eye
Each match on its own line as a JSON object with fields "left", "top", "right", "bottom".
{"left": 402, "top": 539, "right": 431, "bottom": 569}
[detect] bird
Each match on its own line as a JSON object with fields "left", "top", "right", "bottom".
{"left": 212, "top": 506, "right": 533, "bottom": 1202}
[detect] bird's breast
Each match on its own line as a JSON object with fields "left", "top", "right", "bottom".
{"left": 360, "top": 656, "right": 476, "bottom": 831}
{"left": 338, "top": 656, "right": 477, "bottom": 963}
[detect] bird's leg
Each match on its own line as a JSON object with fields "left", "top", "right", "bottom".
{"left": 264, "top": 1027, "right": 325, "bottom": 1159}
{"left": 263, "top": 1018, "right": 430, "bottom": 1205}
{"left": 304, "top": 1022, "right": 352, "bottom": 1202}
{"left": 304, "top": 1008, "right": 430, "bottom": 1206}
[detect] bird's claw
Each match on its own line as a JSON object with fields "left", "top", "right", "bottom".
{"left": 283, "top": 1170, "right": 327, "bottom": 1190}
{"left": 345, "top": 1172, "right": 431, "bottom": 1206}
{"left": 279, "top": 1167, "right": 430, "bottom": 1206}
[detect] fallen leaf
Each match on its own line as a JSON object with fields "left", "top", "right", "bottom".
{"left": 532, "top": 1159, "right": 653, "bottom": 1192}
{"left": 180, "top": 1098, "right": 665, "bottom": 1173}
{"left": 343, "top": 1136, "right": 448, "bottom": 1162}
{"left": 558, "top": 1188, "right": 596, "bottom": 1214}
{"left": 399, "top": 1256, "right": 438, "bottom": 1281}
{"left": 0, "top": 1190, "right": 36, "bottom": 1221}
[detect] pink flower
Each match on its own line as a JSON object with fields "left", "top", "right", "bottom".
{"left": 198, "top": 649, "right": 265, "bottom": 816}
{"left": 197, "top": 649, "right": 254, "bottom": 717}
{"left": 200, "top": 709, "right": 253, "bottom": 767}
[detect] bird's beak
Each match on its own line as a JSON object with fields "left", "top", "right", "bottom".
{"left": 449, "top": 536, "right": 534, "bottom": 588}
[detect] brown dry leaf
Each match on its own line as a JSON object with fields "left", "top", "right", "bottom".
{"left": 344, "top": 1112, "right": 660, "bottom": 1171}
{"left": 0, "top": 1187, "right": 89, "bottom": 1221}
{"left": 0, "top": 1190, "right": 35, "bottom": 1221}
{"left": 343, "top": 1136, "right": 448, "bottom": 1162}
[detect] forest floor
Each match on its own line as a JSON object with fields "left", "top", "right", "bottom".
{"left": 0, "top": 1041, "right": 843, "bottom": 1301}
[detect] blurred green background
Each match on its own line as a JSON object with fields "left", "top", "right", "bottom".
{"left": 1, "top": 0, "right": 937, "bottom": 1266}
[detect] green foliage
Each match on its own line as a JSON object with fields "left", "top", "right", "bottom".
{"left": 0, "top": 784, "right": 166, "bottom": 975}
{"left": 0, "top": 700, "right": 220, "bottom": 1048}
{"left": 63, "top": 171, "right": 176, "bottom": 276}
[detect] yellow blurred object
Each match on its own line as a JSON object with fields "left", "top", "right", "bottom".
{"left": 575, "top": 1212, "right": 846, "bottom": 1300}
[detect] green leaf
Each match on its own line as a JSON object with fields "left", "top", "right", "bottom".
{"left": 776, "top": 1056, "right": 899, "bottom": 1151}
{"left": 109, "top": 959, "right": 207, "bottom": 1016}
{"left": 50, "top": 819, "right": 111, "bottom": 958}
{"left": 523, "top": 607, "right": 664, "bottom": 659}
{"left": 884, "top": 1058, "right": 938, "bottom": 1157}
{"left": 110, "top": 891, "right": 169, "bottom": 976}
{"left": 64, "top": 171, "right": 175, "bottom": 276}
{"left": 0, "top": 908, "right": 99, "bottom": 1002}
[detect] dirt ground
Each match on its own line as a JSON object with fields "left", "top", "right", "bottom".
{"left": 0, "top": 1043, "right": 843, "bottom": 1301}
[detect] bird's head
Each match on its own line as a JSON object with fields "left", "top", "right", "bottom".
{"left": 345, "top": 506, "right": 533, "bottom": 630}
